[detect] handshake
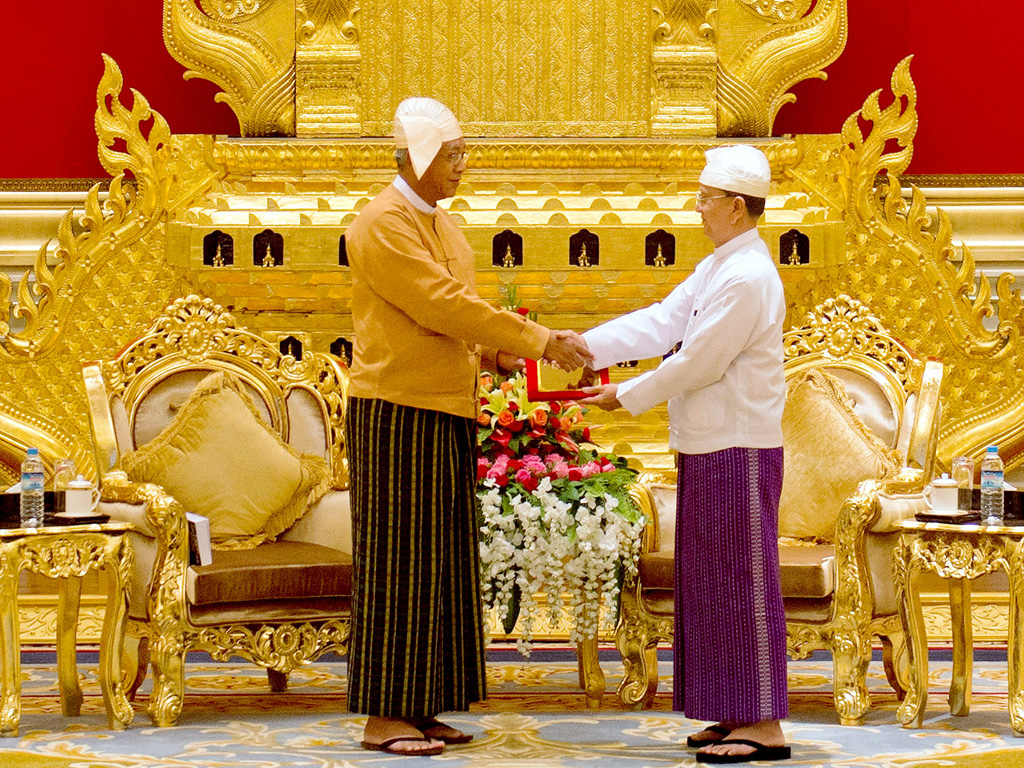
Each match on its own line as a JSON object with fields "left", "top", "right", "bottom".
{"left": 542, "top": 329, "right": 593, "bottom": 372}
{"left": 495, "top": 329, "right": 593, "bottom": 377}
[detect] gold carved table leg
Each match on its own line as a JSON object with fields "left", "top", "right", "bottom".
{"left": 57, "top": 576, "right": 85, "bottom": 717}
{"left": 895, "top": 534, "right": 928, "bottom": 728}
{"left": 947, "top": 577, "right": 973, "bottom": 716}
{"left": 576, "top": 635, "right": 605, "bottom": 710}
{"left": 1009, "top": 539, "right": 1024, "bottom": 734}
{"left": 0, "top": 550, "right": 21, "bottom": 737}
{"left": 98, "top": 535, "right": 133, "bottom": 730}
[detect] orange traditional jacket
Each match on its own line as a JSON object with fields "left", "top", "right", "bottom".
{"left": 346, "top": 183, "right": 550, "bottom": 418}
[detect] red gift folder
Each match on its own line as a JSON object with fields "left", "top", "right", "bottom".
{"left": 525, "top": 359, "right": 610, "bottom": 401}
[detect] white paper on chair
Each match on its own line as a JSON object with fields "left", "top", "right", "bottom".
{"left": 186, "top": 512, "right": 213, "bottom": 567}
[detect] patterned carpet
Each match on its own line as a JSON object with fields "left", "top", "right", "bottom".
{"left": 4, "top": 648, "right": 1023, "bottom": 767}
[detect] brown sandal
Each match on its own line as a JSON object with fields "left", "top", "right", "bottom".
{"left": 418, "top": 717, "right": 474, "bottom": 744}
{"left": 360, "top": 735, "right": 445, "bottom": 756}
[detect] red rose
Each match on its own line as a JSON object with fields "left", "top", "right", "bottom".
{"left": 508, "top": 401, "right": 519, "bottom": 413}
{"left": 549, "top": 417, "right": 561, "bottom": 430}
{"left": 508, "top": 459, "right": 524, "bottom": 472}
{"left": 495, "top": 474, "right": 509, "bottom": 487}
{"left": 517, "top": 307, "right": 529, "bottom": 316}
{"left": 522, "top": 476, "right": 539, "bottom": 491}
{"left": 509, "top": 419, "right": 524, "bottom": 432}
{"left": 550, "top": 402, "right": 562, "bottom": 414}
{"left": 568, "top": 467, "right": 583, "bottom": 481}
{"left": 477, "top": 464, "right": 489, "bottom": 481}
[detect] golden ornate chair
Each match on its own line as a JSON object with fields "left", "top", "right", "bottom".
{"left": 81, "top": 295, "right": 351, "bottom": 727}
{"left": 616, "top": 295, "right": 943, "bottom": 725}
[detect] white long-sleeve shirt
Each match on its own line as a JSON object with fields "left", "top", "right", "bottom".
{"left": 583, "top": 228, "right": 786, "bottom": 454}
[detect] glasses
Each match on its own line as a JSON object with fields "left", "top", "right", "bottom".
{"left": 695, "top": 191, "right": 734, "bottom": 207}
{"left": 442, "top": 150, "right": 470, "bottom": 165}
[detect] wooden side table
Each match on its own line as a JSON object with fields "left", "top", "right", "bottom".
{"left": 893, "top": 518, "right": 1024, "bottom": 733}
{"left": 0, "top": 520, "right": 134, "bottom": 737}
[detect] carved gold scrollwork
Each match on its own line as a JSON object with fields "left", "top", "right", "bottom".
{"left": 715, "top": 0, "right": 847, "bottom": 136}
{"left": 738, "top": 0, "right": 815, "bottom": 23}
{"left": 652, "top": 1, "right": 715, "bottom": 45}
{"left": 163, "top": 0, "right": 296, "bottom": 136}
{"left": 809, "top": 54, "right": 1024, "bottom": 469}
{"left": 200, "top": 0, "right": 265, "bottom": 21}
{"left": 19, "top": 537, "right": 108, "bottom": 579}
{"left": 783, "top": 295, "right": 920, "bottom": 390}
{"left": 0, "top": 56, "right": 174, "bottom": 362}
{"left": 195, "top": 620, "right": 350, "bottom": 671}
{"left": 786, "top": 623, "right": 826, "bottom": 659}
{"left": 911, "top": 534, "right": 1007, "bottom": 581}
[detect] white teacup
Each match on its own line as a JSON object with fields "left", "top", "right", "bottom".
{"left": 65, "top": 476, "right": 100, "bottom": 516}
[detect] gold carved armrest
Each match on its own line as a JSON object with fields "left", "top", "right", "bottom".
{"left": 630, "top": 470, "right": 676, "bottom": 554}
{"left": 99, "top": 469, "right": 189, "bottom": 567}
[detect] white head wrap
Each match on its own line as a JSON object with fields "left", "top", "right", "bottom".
{"left": 699, "top": 145, "right": 771, "bottom": 198}
{"left": 393, "top": 97, "right": 463, "bottom": 179}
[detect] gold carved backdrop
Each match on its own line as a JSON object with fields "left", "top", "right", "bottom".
{"left": 1, "top": 1, "right": 1022, "bottom": 642}
{"left": 166, "top": 0, "right": 848, "bottom": 137}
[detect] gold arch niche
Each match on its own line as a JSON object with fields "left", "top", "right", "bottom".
{"left": 163, "top": 0, "right": 847, "bottom": 138}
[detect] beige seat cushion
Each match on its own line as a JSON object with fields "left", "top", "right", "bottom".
{"left": 186, "top": 541, "right": 352, "bottom": 606}
{"left": 779, "top": 543, "right": 835, "bottom": 599}
{"left": 638, "top": 551, "right": 674, "bottom": 590}
{"left": 121, "top": 371, "right": 331, "bottom": 547}
{"left": 639, "top": 544, "right": 834, "bottom": 600}
{"left": 779, "top": 370, "right": 901, "bottom": 541}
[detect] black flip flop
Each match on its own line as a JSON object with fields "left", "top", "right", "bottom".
{"left": 687, "top": 724, "right": 731, "bottom": 748}
{"left": 696, "top": 738, "right": 791, "bottom": 764}
{"left": 418, "top": 717, "right": 474, "bottom": 744}
{"left": 360, "top": 735, "right": 445, "bottom": 756}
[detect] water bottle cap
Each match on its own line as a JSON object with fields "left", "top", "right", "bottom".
{"left": 988, "top": 445, "right": 999, "bottom": 452}
{"left": 26, "top": 447, "right": 38, "bottom": 456}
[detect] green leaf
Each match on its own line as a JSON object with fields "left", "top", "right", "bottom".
{"left": 502, "top": 581, "right": 521, "bottom": 635}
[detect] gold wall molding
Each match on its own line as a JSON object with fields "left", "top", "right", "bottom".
{"left": 904, "top": 174, "right": 1024, "bottom": 189}
{"left": 0, "top": 180, "right": 109, "bottom": 193}
{"left": 210, "top": 136, "right": 804, "bottom": 177}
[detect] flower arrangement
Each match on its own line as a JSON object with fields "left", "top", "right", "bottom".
{"left": 476, "top": 369, "right": 645, "bottom": 654}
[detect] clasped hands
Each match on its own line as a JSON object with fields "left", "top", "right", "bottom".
{"left": 496, "top": 331, "right": 621, "bottom": 412}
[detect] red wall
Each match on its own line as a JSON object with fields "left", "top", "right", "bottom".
{"left": 1, "top": 1, "right": 1020, "bottom": 178}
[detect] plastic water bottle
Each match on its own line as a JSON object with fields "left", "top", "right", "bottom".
{"left": 19, "top": 447, "right": 45, "bottom": 528}
{"left": 980, "top": 445, "right": 1004, "bottom": 525}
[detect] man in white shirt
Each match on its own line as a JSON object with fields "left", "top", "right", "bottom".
{"left": 581, "top": 145, "right": 791, "bottom": 764}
